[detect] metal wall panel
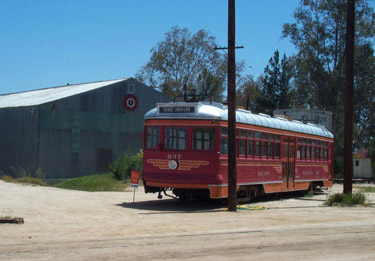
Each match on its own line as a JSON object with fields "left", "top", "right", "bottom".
{"left": 38, "top": 128, "right": 73, "bottom": 178}
{"left": 0, "top": 107, "right": 38, "bottom": 176}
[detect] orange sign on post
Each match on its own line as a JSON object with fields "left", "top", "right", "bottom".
{"left": 130, "top": 171, "right": 140, "bottom": 188}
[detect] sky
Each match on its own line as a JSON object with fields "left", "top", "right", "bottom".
{"left": 0, "top": 0, "right": 300, "bottom": 94}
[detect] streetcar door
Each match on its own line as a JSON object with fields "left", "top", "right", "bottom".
{"left": 282, "top": 137, "right": 295, "bottom": 188}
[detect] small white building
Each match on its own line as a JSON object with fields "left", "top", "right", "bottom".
{"left": 273, "top": 108, "right": 333, "bottom": 132}
{"left": 353, "top": 147, "right": 373, "bottom": 179}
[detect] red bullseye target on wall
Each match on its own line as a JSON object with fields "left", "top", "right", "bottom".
{"left": 123, "top": 94, "right": 138, "bottom": 111}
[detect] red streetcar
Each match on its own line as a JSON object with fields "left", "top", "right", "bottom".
{"left": 142, "top": 98, "right": 334, "bottom": 201}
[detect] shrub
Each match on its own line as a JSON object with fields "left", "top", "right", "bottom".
{"left": 110, "top": 149, "right": 143, "bottom": 181}
{"left": 54, "top": 173, "right": 124, "bottom": 192}
{"left": 334, "top": 160, "right": 343, "bottom": 179}
{"left": 348, "top": 192, "right": 366, "bottom": 205}
{"left": 325, "top": 192, "right": 366, "bottom": 206}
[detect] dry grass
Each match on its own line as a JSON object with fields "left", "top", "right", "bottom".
{"left": 1, "top": 175, "right": 47, "bottom": 186}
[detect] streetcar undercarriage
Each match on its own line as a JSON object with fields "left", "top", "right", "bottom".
{"left": 144, "top": 181, "right": 328, "bottom": 202}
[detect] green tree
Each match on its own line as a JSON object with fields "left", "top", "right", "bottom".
{"left": 236, "top": 75, "right": 261, "bottom": 111}
{"left": 257, "top": 50, "right": 293, "bottom": 115}
{"left": 354, "top": 43, "right": 375, "bottom": 149}
{"left": 282, "top": 0, "right": 375, "bottom": 155}
{"left": 136, "top": 26, "right": 227, "bottom": 100}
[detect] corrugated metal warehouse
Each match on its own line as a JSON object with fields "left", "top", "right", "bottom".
{"left": 0, "top": 78, "right": 170, "bottom": 178}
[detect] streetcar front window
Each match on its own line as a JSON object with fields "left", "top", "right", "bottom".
{"left": 164, "top": 127, "right": 187, "bottom": 150}
{"left": 146, "top": 127, "right": 160, "bottom": 149}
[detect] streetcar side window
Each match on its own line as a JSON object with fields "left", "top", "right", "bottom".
{"left": 316, "top": 141, "right": 321, "bottom": 160}
{"left": 239, "top": 139, "right": 246, "bottom": 155}
{"left": 261, "top": 133, "right": 267, "bottom": 157}
{"left": 239, "top": 129, "right": 246, "bottom": 156}
{"left": 193, "top": 128, "right": 215, "bottom": 150}
{"left": 146, "top": 127, "right": 160, "bottom": 149}
{"left": 220, "top": 127, "right": 228, "bottom": 155}
{"left": 164, "top": 127, "right": 187, "bottom": 150}
{"left": 268, "top": 140, "right": 273, "bottom": 158}
{"left": 312, "top": 143, "right": 316, "bottom": 160}
{"left": 254, "top": 132, "right": 261, "bottom": 156}
{"left": 248, "top": 131, "right": 254, "bottom": 157}
{"left": 301, "top": 139, "right": 331, "bottom": 161}
{"left": 275, "top": 142, "right": 280, "bottom": 158}
{"left": 220, "top": 137, "right": 228, "bottom": 154}
{"left": 307, "top": 140, "right": 311, "bottom": 160}
{"left": 274, "top": 135, "right": 281, "bottom": 158}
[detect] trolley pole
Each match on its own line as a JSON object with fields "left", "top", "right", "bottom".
{"left": 227, "top": 0, "right": 237, "bottom": 211}
{"left": 343, "top": 0, "right": 355, "bottom": 194}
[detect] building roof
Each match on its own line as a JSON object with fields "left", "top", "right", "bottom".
{"left": 0, "top": 78, "right": 127, "bottom": 109}
{"left": 144, "top": 101, "right": 334, "bottom": 139}
{"left": 353, "top": 147, "right": 369, "bottom": 158}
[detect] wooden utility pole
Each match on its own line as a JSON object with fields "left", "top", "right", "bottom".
{"left": 343, "top": 0, "right": 355, "bottom": 194}
{"left": 227, "top": 0, "right": 237, "bottom": 211}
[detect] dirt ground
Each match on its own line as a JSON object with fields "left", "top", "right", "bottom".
{"left": 1, "top": 181, "right": 375, "bottom": 261}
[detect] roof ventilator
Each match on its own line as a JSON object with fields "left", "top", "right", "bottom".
{"left": 238, "top": 109, "right": 251, "bottom": 114}
{"left": 258, "top": 113, "right": 271, "bottom": 118}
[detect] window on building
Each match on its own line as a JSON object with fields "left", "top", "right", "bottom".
{"left": 164, "top": 127, "right": 187, "bottom": 150}
{"left": 355, "top": 160, "right": 359, "bottom": 167}
{"left": 146, "top": 127, "right": 160, "bottom": 149}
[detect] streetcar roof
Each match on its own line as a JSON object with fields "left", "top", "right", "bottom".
{"left": 144, "top": 102, "right": 334, "bottom": 139}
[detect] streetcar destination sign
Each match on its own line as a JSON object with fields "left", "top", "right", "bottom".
{"left": 159, "top": 106, "right": 195, "bottom": 113}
